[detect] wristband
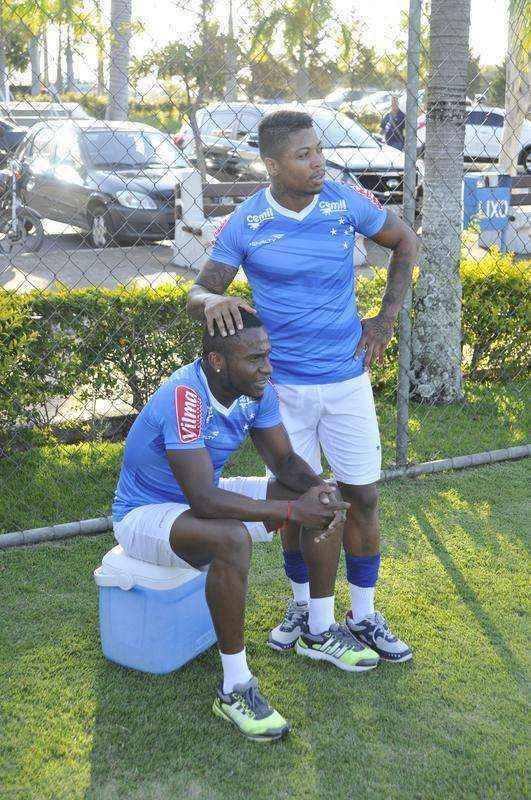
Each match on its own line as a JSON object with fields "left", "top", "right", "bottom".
{"left": 281, "top": 500, "right": 293, "bottom": 532}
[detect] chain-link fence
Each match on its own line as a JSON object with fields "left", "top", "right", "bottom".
{"left": 0, "top": 0, "right": 529, "bottom": 537}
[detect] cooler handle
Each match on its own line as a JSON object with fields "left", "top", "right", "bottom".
{"left": 93, "top": 566, "right": 135, "bottom": 591}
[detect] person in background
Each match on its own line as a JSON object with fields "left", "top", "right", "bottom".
{"left": 380, "top": 95, "right": 406, "bottom": 151}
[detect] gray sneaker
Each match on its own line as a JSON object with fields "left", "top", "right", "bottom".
{"left": 346, "top": 611, "right": 412, "bottom": 663}
{"left": 267, "top": 600, "right": 309, "bottom": 651}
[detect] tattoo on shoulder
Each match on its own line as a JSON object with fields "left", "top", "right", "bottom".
{"left": 196, "top": 260, "right": 237, "bottom": 294}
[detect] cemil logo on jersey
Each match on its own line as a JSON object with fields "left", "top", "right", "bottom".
{"left": 246, "top": 207, "right": 274, "bottom": 230}
{"left": 319, "top": 199, "right": 347, "bottom": 216}
{"left": 175, "top": 386, "right": 202, "bottom": 443}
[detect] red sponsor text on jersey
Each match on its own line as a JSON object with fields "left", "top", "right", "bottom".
{"left": 355, "top": 186, "right": 383, "bottom": 210}
{"left": 213, "top": 214, "right": 231, "bottom": 239}
{"left": 175, "top": 385, "right": 202, "bottom": 443}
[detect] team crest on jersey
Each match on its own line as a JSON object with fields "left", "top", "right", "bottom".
{"left": 354, "top": 186, "right": 383, "bottom": 210}
{"left": 246, "top": 207, "right": 274, "bottom": 230}
{"left": 175, "top": 386, "right": 202, "bottom": 443}
{"left": 319, "top": 199, "right": 347, "bottom": 216}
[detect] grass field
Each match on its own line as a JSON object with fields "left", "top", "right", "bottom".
{"left": 0, "top": 455, "right": 529, "bottom": 800}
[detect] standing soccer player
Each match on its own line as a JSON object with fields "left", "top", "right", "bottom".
{"left": 187, "top": 109, "right": 418, "bottom": 663}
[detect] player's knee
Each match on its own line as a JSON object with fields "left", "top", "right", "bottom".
{"left": 219, "top": 520, "right": 252, "bottom": 571}
{"left": 341, "top": 483, "right": 379, "bottom": 519}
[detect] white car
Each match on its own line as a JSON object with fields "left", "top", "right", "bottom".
{"left": 417, "top": 105, "right": 531, "bottom": 171}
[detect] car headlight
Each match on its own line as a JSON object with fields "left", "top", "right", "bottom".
{"left": 115, "top": 189, "right": 157, "bottom": 210}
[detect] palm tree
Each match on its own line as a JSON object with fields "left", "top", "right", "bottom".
{"left": 106, "top": 0, "right": 132, "bottom": 121}
{"left": 252, "top": 0, "right": 332, "bottom": 101}
{"left": 498, "top": 0, "right": 530, "bottom": 174}
{"left": 410, "top": 0, "right": 471, "bottom": 404}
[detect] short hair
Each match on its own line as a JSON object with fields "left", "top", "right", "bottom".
{"left": 202, "top": 308, "right": 265, "bottom": 358}
{"left": 258, "top": 110, "right": 314, "bottom": 159}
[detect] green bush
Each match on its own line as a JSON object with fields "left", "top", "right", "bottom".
{"left": 460, "top": 247, "right": 530, "bottom": 380}
{"left": 0, "top": 249, "right": 528, "bottom": 445}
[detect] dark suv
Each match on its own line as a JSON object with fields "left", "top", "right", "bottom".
{"left": 177, "top": 102, "right": 410, "bottom": 205}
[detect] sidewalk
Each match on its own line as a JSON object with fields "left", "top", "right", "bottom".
{"left": 0, "top": 239, "right": 392, "bottom": 293}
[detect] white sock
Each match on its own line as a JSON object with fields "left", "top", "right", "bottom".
{"left": 308, "top": 595, "right": 335, "bottom": 635}
{"left": 290, "top": 580, "right": 310, "bottom": 604}
{"left": 349, "top": 584, "right": 375, "bottom": 622}
{"left": 219, "top": 649, "right": 253, "bottom": 694}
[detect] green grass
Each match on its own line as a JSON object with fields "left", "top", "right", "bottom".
{"left": 0, "top": 459, "right": 529, "bottom": 800}
{"left": 0, "top": 380, "right": 528, "bottom": 534}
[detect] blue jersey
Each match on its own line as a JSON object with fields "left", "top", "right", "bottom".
{"left": 211, "top": 180, "right": 387, "bottom": 384}
{"left": 112, "top": 359, "right": 281, "bottom": 521}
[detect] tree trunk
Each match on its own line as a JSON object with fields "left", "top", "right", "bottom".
{"left": 106, "top": 0, "right": 132, "bottom": 120}
{"left": 0, "top": 9, "right": 9, "bottom": 103}
{"left": 65, "top": 25, "right": 75, "bottom": 92}
{"left": 295, "top": 36, "right": 309, "bottom": 101}
{"left": 225, "top": 0, "right": 238, "bottom": 102}
{"left": 188, "top": 106, "right": 207, "bottom": 182}
{"left": 410, "top": 0, "right": 471, "bottom": 404}
{"left": 97, "top": 36, "right": 105, "bottom": 95}
{"left": 56, "top": 26, "right": 63, "bottom": 92}
{"left": 29, "top": 35, "right": 41, "bottom": 95}
{"left": 498, "top": 0, "right": 528, "bottom": 175}
{"left": 42, "top": 26, "right": 49, "bottom": 87}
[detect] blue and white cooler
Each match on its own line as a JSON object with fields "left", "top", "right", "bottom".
{"left": 94, "top": 545, "right": 217, "bottom": 674}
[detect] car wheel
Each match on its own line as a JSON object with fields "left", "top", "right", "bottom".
{"left": 89, "top": 206, "right": 116, "bottom": 248}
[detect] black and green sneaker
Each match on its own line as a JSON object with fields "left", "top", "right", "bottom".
{"left": 296, "top": 623, "right": 379, "bottom": 672}
{"left": 212, "top": 677, "right": 291, "bottom": 742}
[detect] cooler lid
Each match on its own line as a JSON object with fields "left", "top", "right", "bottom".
{"left": 93, "top": 545, "right": 202, "bottom": 591}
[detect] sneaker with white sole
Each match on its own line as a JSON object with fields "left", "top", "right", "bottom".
{"left": 212, "top": 677, "right": 291, "bottom": 742}
{"left": 346, "top": 611, "right": 412, "bottom": 663}
{"left": 267, "top": 600, "right": 309, "bottom": 652}
{"left": 295, "top": 623, "right": 379, "bottom": 672}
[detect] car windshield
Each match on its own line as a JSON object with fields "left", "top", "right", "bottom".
{"left": 82, "top": 130, "right": 188, "bottom": 169}
{"left": 312, "top": 111, "right": 379, "bottom": 148}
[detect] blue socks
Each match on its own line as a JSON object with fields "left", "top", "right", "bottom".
{"left": 283, "top": 549, "right": 309, "bottom": 584}
{"left": 345, "top": 553, "right": 380, "bottom": 622}
{"left": 345, "top": 553, "right": 381, "bottom": 588}
{"left": 283, "top": 549, "right": 310, "bottom": 604}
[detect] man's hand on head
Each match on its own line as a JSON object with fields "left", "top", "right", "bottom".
{"left": 203, "top": 295, "right": 257, "bottom": 337}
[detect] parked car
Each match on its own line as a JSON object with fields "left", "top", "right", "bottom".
{"left": 15, "top": 119, "right": 192, "bottom": 246}
{"left": 308, "top": 87, "right": 379, "bottom": 111}
{"left": 177, "top": 102, "right": 416, "bottom": 206}
{"left": 0, "top": 100, "right": 93, "bottom": 129}
{"left": 345, "top": 89, "right": 425, "bottom": 118}
{"left": 0, "top": 118, "right": 28, "bottom": 166}
{"left": 417, "top": 105, "right": 531, "bottom": 171}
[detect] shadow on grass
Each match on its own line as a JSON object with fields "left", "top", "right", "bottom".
{"left": 416, "top": 512, "right": 526, "bottom": 684}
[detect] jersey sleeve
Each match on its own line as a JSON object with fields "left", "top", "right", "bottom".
{"left": 152, "top": 383, "right": 207, "bottom": 451}
{"left": 210, "top": 211, "right": 245, "bottom": 269}
{"left": 345, "top": 184, "right": 387, "bottom": 238}
{"left": 252, "top": 383, "right": 282, "bottom": 429}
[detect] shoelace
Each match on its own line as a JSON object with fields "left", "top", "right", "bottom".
{"left": 282, "top": 603, "right": 308, "bottom": 631}
{"left": 327, "top": 623, "right": 365, "bottom": 650}
{"left": 235, "top": 681, "right": 270, "bottom": 718}
{"left": 370, "top": 613, "right": 397, "bottom": 643}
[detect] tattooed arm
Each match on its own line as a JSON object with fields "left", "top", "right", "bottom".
{"left": 355, "top": 210, "right": 418, "bottom": 367}
{"left": 187, "top": 259, "right": 256, "bottom": 337}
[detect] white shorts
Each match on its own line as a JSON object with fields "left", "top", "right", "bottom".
{"left": 273, "top": 372, "right": 381, "bottom": 486}
{"left": 113, "top": 476, "right": 271, "bottom": 569}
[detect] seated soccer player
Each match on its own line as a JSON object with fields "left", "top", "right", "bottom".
{"left": 112, "top": 311, "right": 379, "bottom": 742}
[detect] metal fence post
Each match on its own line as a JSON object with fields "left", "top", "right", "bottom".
{"left": 396, "top": 0, "right": 422, "bottom": 467}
